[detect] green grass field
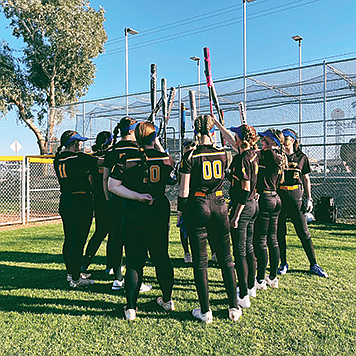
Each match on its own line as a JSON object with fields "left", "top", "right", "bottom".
{"left": 0, "top": 217, "right": 355, "bottom": 356}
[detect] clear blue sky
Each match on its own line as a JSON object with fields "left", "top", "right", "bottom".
{"left": 1, "top": 0, "right": 355, "bottom": 155}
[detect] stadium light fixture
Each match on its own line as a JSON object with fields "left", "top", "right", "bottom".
{"left": 125, "top": 27, "right": 139, "bottom": 115}
{"left": 190, "top": 56, "right": 201, "bottom": 114}
{"left": 292, "top": 35, "right": 303, "bottom": 141}
{"left": 243, "top": 0, "right": 256, "bottom": 108}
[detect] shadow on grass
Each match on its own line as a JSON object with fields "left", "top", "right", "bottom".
{"left": 309, "top": 222, "right": 356, "bottom": 232}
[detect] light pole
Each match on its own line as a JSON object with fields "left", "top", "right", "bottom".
{"left": 292, "top": 34, "right": 303, "bottom": 142}
{"left": 190, "top": 56, "right": 200, "bottom": 115}
{"left": 125, "top": 27, "right": 138, "bottom": 116}
{"left": 243, "top": 0, "right": 255, "bottom": 108}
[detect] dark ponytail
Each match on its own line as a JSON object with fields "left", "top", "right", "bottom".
{"left": 56, "top": 130, "right": 77, "bottom": 157}
{"left": 92, "top": 131, "right": 112, "bottom": 154}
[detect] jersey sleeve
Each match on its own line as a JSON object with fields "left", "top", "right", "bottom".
{"left": 103, "top": 149, "right": 114, "bottom": 169}
{"left": 109, "top": 158, "right": 126, "bottom": 181}
{"left": 179, "top": 150, "right": 192, "bottom": 174}
{"left": 301, "top": 153, "right": 311, "bottom": 175}
{"left": 79, "top": 152, "right": 98, "bottom": 173}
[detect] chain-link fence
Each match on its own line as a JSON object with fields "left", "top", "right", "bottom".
{"left": 26, "top": 157, "right": 60, "bottom": 223}
{"left": 0, "top": 157, "right": 24, "bottom": 225}
{"left": 48, "top": 58, "right": 356, "bottom": 221}
{"left": 1, "top": 58, "right": 355, "bottom": 224}
{"left": 0, "top": 156, "right": 60, "bottom": 225}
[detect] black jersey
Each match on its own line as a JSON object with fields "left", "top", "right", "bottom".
{"left": 54, "top": 151, "right": 97, "bottom": 194}
{"left": 179, "top": 144, "right": 227, "bottom": 194}
{"left": 229, "top": 149, "right": 259, "bottom": 202}
{"left": 103, "top": 140, "right": 139, "bottom": 170}
{"left": 256, "top": 148, "right": 283, "bottom": 193}
{"left": 110, "top": 148, "right": 174, "bottom": 198}
{"left": 91, "top": 150, "right": 107, "bottom": 201}
{"left": 281, "top": 150, "right": 310, "bottom": 187}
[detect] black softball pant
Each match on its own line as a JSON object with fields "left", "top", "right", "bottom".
{"left": 82, "top": 196, "right": 112, "bottom": 269}
{"left": 254, "top": 192, "right": 281, "bottom": 281}
{"left": 121, "top": 196, "right": 174, "bottom": 310}
{"left": 107, "top": 196, "right": 124, "bottom": 279}
{"left": 186, "top": 193, "right": 237, "bottom": 314}
{"left": 277, "top": 189, "right": 316, "bottom": 266}
{"left": 59, "top": 193, "right": 93, "bottom": 281}
{"left": 230, "top": 199, "right": 258, "bottom": 298}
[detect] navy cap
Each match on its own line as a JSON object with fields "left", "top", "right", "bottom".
{"left": 282, "top": 129, "right": 297, "bottom": 141}
{"left": 120, "top": 122, "right": 138, "bottom": 132}
{"left": 258, "top": 129, "right": 280, "bottom": 147}
{"left": 64, "top": 133, "right": 88, "bottom": 147}
{"left": 230, "top": 126, "right": 244, "bottom": 140}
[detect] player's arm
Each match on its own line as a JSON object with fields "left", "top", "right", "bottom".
{"left": 108, "top": 177, "right": 153, "bottom": 204}
{"left": 211, "top": 114, "right": 240, "bottom": 153}
{"left": 303, "top": 173, "right": 313, "bottom": 212}
{"left": 230, "top": 179, "right": 250, "bottom": 229}
{"left": 177, "top": 173, "right": 190, "bottom": 222}
{"left": 154, "top": 137, "right": 166, "bottom": 153}
{"left": 103, "top": 167, "right": 110, "bottom": 201}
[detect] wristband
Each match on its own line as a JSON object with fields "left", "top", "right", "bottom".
{"left": 237, "top": 189, "right": 249, "bottom": 205}
{"left": 178, "top": 196, "right": 189, "bottom": 212}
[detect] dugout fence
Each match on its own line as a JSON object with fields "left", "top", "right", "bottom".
{"left": 0, "top": 156, "right": 59, "bottom": 226}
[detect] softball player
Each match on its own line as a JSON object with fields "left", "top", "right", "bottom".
{"left": 103, "top": 117, "right": 140, "bottom": 290}
{"left": 178, "top": 114, "right": 241, "bottom": 324}
{"left": 81, "top": 131, "right": 113, "bottom": 272}
{"left": 108, "top": 121, "right": 174, "bottom": 321}
{"left": 229, "top": 125, "right": 259, "bottom": 308}
{"left": 254, "top": 129, "right": 286, "bottom": 290}
{"left": 277, "top": 128, "right": 328, "bottom": 277}
{"left": 54, "top": 130, "right": 97, "bottom": 287}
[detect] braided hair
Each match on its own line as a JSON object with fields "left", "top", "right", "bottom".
{"left": 113, "top": 117, "right": 137, "bottom": 145}
{"left": 269, "top": 128, "right": 288, "bottom": 185}
{"left": 92, "top": 131, "right": 112, "bottom": 154}
{"left": 239, "top": 124, "right": 259, "bottom": 150}
{"left": 185, "top": 114, "right": 216, "bottom": 161}
{"left": 134, "top": 121, "right": 157, "bottom": 188}
{"left": 55, "top": 130, "right": 78, "bottom": 157}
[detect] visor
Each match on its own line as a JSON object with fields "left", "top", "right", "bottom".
{"left": 104, "top": 134, "right": 113, "bottom": 145}
{"left": 64, "top": 133, "right": 88, "bottom": 147}
{"left": 230, "top": 126, "right": 244, "bottom": 140}
{"left": 194, "top": 125, "right": 215, "bottom": 135}
{"left": 120, "top": 122, "right": 138, "bottom": 132}
{"left": 147, "top": 125, "right": 159, "bottom": 144}
{"left": 282, "top": 129, "right": 297, "bottom": 141}
{"left": 258, "top": 129, "right": 280, "bottom": 147}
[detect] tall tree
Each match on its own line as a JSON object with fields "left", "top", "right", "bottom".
{"left": 0, "top": 0, "right": 107, "bottom": 154}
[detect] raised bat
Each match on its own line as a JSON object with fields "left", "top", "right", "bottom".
{"left": 166, "top": 86, "right": 176, "bottom": 119}
{"left": 203, "top": 47, "right": 225, "bottom": 146}
{"left": 181, "top": 102, "right": 186, "bottom": 143}
{"left": 161, "top": 78, "right": 168, "bottom": 148}
{"left": 150, "top": 63, "right": 157, "bottom": 123}
{"left": 238, "top": 101, "right": 247, "bottom": 125}
{"left": 188, "top": 90, "right": 197, "bottom": 129}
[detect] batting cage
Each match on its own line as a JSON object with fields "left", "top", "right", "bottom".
{"left": 1, "top": 58, "right": 355, "bottom": 225}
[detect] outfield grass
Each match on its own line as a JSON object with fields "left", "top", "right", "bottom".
{"left": 0, "top": 218, "right": 355, "bottom": 356}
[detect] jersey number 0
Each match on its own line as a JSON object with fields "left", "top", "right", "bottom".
{"left": 202, "top": 160, "right": 222, "bottom": 180}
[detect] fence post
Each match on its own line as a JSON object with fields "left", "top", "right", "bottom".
{"left": 22, "top": 156, "right": 26, "bottom": 224}
{"left": 26, "top": 157, "right": 30, "bottom": 223}
{"left": 178, "top": 85, "right": 182, "bottom": 159}
{"left": 323, "top": 60, "right": 327, "bottom": 178}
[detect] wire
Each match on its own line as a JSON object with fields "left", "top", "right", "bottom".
{"left": 102, "top": 0, "right": 320, "bottom": 57}
{"left": 105, "top": 3, "right": 260, "bottom": 45}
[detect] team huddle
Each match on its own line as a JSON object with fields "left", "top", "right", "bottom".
{"left": 54, "top": 114, "right": 327, "bottom": 323}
